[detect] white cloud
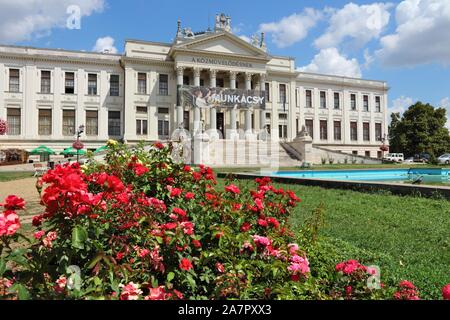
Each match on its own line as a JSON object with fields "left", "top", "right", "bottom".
{"left": 0, "top": 0, "right": 105, "bottom": 43}
{"left": 238, "top": 35, "right": 251, "bottom": 43}
{"left": 298, "top": 47, "right": 362, "bottom": 78}
{"left": 390, "top": 96, "right": 414, "bottom": 114}
{"left": 363, "top": 48, "right": 375, "bottom": 69}
{"left": 314, "top": 2, "right": 392, "bottom": 50}
{"left": 92, "top": 36, "right": 117, "bottom": 53}
{"left": 377, "top": 0, "right": 450, "bottom": 67}
{"left": 259, "top": 8, "right": 322, "bottom": 48}
{"left": 439, "top": 97, "right": 450, "bottom": 128}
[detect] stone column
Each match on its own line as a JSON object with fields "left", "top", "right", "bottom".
{"left": 245, "top": 72, "right": 253, "bottom": 139}
{"left": 229, "top": 71, "right": 238, "bottom": 139}
{"left": 176, "top": 66, "right": 184, "bottom": 127}
{"left": 209, "top": 69, "right": 217, "bottom": 138}
{"left": 259, "top": 74, "right": 266, "bottom": 130}
{"left": 193, "top": 68, "right": 201, "bottom": 134}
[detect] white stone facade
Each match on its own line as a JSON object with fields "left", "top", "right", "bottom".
{"left": 0, "top": 14, "right": 389, "bottom": 160}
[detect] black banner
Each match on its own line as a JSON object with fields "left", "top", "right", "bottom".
{"left": 178, "top": 85, "right": 266, "bottom": 109}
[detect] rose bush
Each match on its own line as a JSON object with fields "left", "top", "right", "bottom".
{"left": 0, "top": 141, "right": 449, "bottom": 300}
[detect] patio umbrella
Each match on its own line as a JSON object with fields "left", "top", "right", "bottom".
{"left": 29, "top": 145, "right": 56, "bottom": 155}
{"left": 60, "top": 147, "right": 86, "bottom": 156}
{"left": 94, "top": 145, "right": 108, "bottom": 153}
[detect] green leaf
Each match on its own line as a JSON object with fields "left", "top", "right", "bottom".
{"left": 87, "top": 253, "right": 104, "bottom": 269}
{"left": 167, "top": 272, "right": 175, "bottom": 282}
{"left": 72, "top": 226, "right": 88, "bottom": 249}
{"left": 0, "top": 258, "right": 6, "bottom": 277}
{"left": 9, "top": 284, "right": 30, "bottom": 300}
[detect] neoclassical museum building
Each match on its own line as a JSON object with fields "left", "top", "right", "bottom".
{"left": 0, "top": 14, "right": 389, "bottom": 164}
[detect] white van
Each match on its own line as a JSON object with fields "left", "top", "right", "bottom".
{"left": 383, "top": 153, "right": 404, "bottom": 162}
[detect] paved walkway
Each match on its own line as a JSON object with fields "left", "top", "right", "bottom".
{"left": 0, "top": 177, "right": 41, "bottom": 224}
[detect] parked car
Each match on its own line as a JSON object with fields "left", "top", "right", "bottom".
{"left": 383, "top": 153, "right": 404, "bottom": 163}
{"left": 414, "top": 153, "right": 430, "bottom": 163}
{"left": 403, "top": 157, "right": 415, "bottom": 163}
{"left": 438, "top": 154, "right": 450, "bottom": 164}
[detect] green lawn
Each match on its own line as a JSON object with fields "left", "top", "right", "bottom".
{"left": 0, "top": 171, "right": 34, "bottom": 182}
{"left": 217, "top": 177, "right": 450, "bottom": 299}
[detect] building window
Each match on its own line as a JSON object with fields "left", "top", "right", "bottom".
{"left": 363, "top": 122, "right": 370, "bottom": 141}
{"left": 365, "top": 151, "right": 371, "bottom": 158}
{"left": 136, "top": 106, "right": 148, "bottom": 114}
{"left": 334, "top": 121, "right": 341, "bottom": 140}
{"left": 363, "top": 95, "right": 369, "bottom": 112}
{"left": 65, "top": 72, "right": 75, "bottom": 94}
{"left": 136, "top": 119, "right": 148, "bottom": 135}
{"left": 200, "top": 79, "right": 205, "bottom": 87}
{"left": 40, "top": 71, "right": 51, "bottom": 94}
{"left": 279, "top": 84, "right": 287, "bottom": 104}
{"left": 278, "top": 113, "right": 287, "bottom": 120}
{"left": 306, "top": 90, "right": 312, "bottom": 108}
{"left": 159, "top": 74, "right": 169, "bottom": 95}
{"left": 110, "top": 75, "right": 119, "bottom": 96}
{"left": 265, "top": 112, "right": 271, "bottom": 119}
{"left": 108, "top": 111, "right": 121, "bottom": 136}
{"left": 158, "top": 120, "right": 169, "bottom": 136}
{"left": 266, "top": 124, "right": 271, "bottom": 134}
{"left": 278, "top": 124, "right": 288, "bottom": 139}
{"left": 320, "top": 120, "right": 328, "bottom": 140}
{"left": 62, "top": 110, "right": 75, "bottom": 136}
{"left": 350, "top": 94, "right": 357, "bottom": 110}
{"left": 158, "top": 107, "right": 169, "bottom": 114}
{"left": 320, "top": 91, "right": 327, "bottom": 109}
{"left": 38, "top": 109, "right": 52, "bottom": 135}
{"left": 377, "top": 151, "right": 382, "bottom": 159}
{"left": 350, "top": 121, "right": 357, "bottom": 141}
{"left": 9, "top": 69, "right": 20, "bottom": 92}
{"left": 334, "top": 92, "right": 340, "bottom": 109}
{"left": 352, "top": 150, "right": 358, "bottom": 155}
{"left": 85, "top": 110, "right": 98, "bottom": 136}
{"left": 183, "top": 75, "right": 190, "bottom": 85}
{"left": 216, "top": 78, "right": 224, "bottom": 88}
{"left": 183, "top": 111, "right": 190, "bottom": 130}
{"left": 375, "top": 123, "right": 382, "bottom": 141}
{"left": 265, "top": 83, "right": 270, "bottom": 102}
{"left": 88, "top": 73, "right": 97, "bottom": 95}
{"left": 7, "top": 108, "right": 21, "bottom": 135}
{"left": 138, "top": 73, "right": 147, "bottom": 94}
{"left": 305, "top": 119, "right": 313, "bottom": 139}
{"left": 375, "top": 96, "right": 381, "bottom": 112}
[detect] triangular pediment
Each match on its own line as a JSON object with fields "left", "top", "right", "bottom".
{"left": 171, "top": 32, "right": 269, "bottom": 59}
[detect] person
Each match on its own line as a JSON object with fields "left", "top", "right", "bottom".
{"left": 192, "top": 87, "right": 212, "bottom": 109}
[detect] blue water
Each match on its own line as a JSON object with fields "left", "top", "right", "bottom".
{"left": 272, "top": 168, "right": 450, "bottom": 183}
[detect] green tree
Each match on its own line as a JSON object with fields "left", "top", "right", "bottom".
{"left": 388, "top": 102, "right": 450, "bottom": 157}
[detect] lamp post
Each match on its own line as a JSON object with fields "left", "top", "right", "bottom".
{"left": 73, "top": 125, "right": 85, "bottom": 163}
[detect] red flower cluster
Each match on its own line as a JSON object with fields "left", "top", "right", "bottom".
{"left": 442, "top": 284, "right": 450, "bottom": 300}
{"left": 393, "top": 280, "right": 420, "bottom": 300}
{"left": 0, "top": 195, "right": 24, "bottom": 237}
{"left": 335, "top": 260, "right": 367, "bottom": 275}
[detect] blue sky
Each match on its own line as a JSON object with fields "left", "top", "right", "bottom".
{"left": 1, "top": 0, "right": 450, "bottom": 121}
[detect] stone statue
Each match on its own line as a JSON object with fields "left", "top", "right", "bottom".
{"left": 251, "top": 34, "right": 260, "bottom": 47}
{"left": 215, "top": 13, "right": 231, "bottom": 32}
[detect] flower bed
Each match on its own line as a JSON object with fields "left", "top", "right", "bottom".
{"left": 0, "top": 141, "right": 448, "bottom": 300}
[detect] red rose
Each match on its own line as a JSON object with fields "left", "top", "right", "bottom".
{"left": 192, "top": 239, "right": 202, "bottom": 248}
{"left": 240, "top": 222, "right": 251, "bottom": 232}
{"left": 1, "top": 195, "right": 26, "bottom": 210}
{"left": 224, "top": 184, "right": 240, "bottom": 195}
{"left": 184, "top": 192, "right": 195, "bottom": 200}
{"left": 257, "top": 219, "right": 268, "bottom": 227}
{"left": 169, "top": 187, "right": 182, "bottom": 198}
{"left": 154, "top": 142, "right": 164, "bottom": 149}
{"left": 179, "top": 258, "right": 193, "bottom": 271}
{"left": 442, "top": 284, "right": 450, "bottom": 300}
{"left": 215, "top": 262, "right": 225, "bottom": 273}
{"left": 172, "top": 207, "right": 186, "bottom": 217}
{"left": 133, "top": 163, "right": 149, "bottom": 176}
